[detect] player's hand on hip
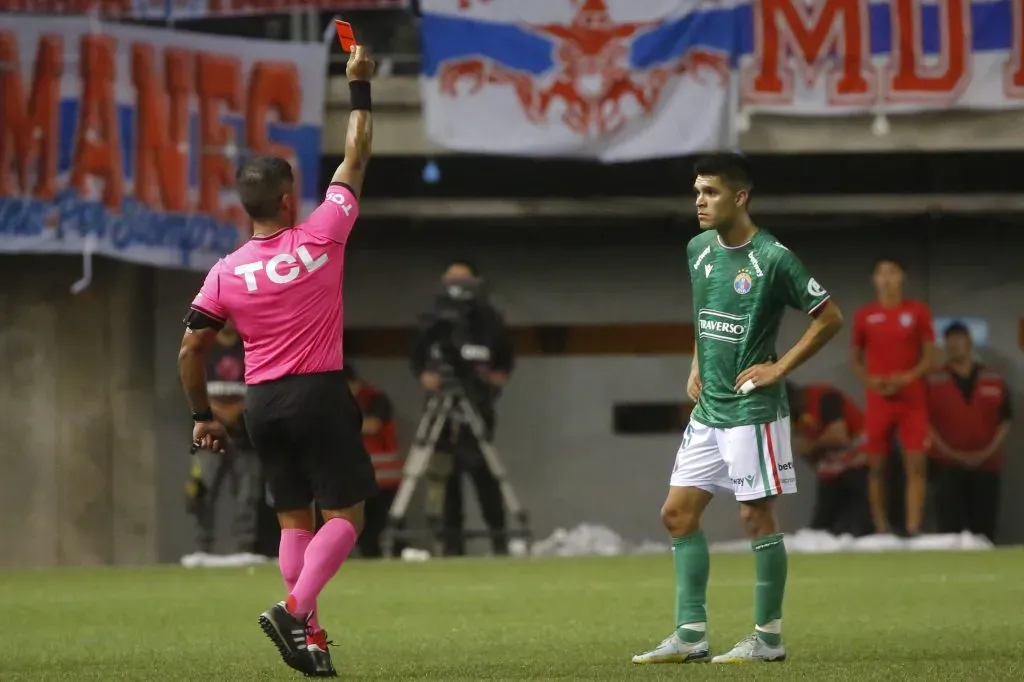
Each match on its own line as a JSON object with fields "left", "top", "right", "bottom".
{"left": 686, "top": 372, "right": 702, "bottom": 402}
{"left": 192, "top": 420, "right": 228, "bottom": 453}
{"left": 346, "top": 45, "right": 376, "bottom": 82}
{"left": 734, "top": 362, "right": 783, "bottom": 393}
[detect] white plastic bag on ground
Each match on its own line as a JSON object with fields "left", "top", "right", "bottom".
{"left": 531, "top": 524, "right": 669, "bottom": 557}
{"left": 709, "top": 529, "right": 994, "bottom": 554}
{"left": 180, "top": 552, "right": 270, "bottom": 568}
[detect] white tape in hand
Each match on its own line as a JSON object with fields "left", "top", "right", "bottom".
{"left": 738, "top": 379, "right": 756, "bottom": 395}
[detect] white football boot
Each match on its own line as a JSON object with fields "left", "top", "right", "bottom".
{"left": 711, "top": 633, "right": 786, "bottom": 663}
{"left": 631, "top": 632, "right": 710, "bottom": 664}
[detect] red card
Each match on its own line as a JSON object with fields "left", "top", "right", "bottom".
{"left": 335, "top": 20, "right": 356, "bottom": 52}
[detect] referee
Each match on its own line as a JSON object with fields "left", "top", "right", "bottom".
{"left": 177, "top": 45, "right": 376, "bottom": 678}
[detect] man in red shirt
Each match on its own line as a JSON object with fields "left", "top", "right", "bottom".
{"left": 789, "top": 382, "right": 871, "bottom": 537}
{"left": 343, "top": 365, "right": 405, "bottom": 558}
{"left": 851, "top": 258, "right": 936, "bottom": 536}
{"left": 926, "top": 322, "right": 1010, "bottom": 543}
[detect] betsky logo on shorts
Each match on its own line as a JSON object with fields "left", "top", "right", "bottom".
{"left": 777, "top": 461, "right": 794, "bottom": 472}
{"left": 698, "top": 309, "right": 750, "bottom": 344}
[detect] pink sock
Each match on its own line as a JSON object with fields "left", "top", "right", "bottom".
{"left": 287, "top": 518, "right": 358, "bottom": 617}
{"left": 278, "top": 529, "right": 321, "bottom": 632}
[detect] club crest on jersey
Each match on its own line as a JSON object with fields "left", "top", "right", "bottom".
{"left": 733, "top": 269, "right": 753, "bottom": 295}
{"left": 900, "top": 313, "right": 913, "bottom": 327}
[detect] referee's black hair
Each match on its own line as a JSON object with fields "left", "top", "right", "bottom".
{"left": 445, "top": 257, "right": 480, "bottom": 277}
{"left": 872, "top": 256, "right": 906, "bottom": 272}
{"left": 693, "top": 152, "right": 753, "bottom": 191}
{"left": 236, "top": 156, "right": 294, "bottom": 221}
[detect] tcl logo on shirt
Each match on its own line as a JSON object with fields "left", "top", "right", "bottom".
{"left": 234, "top": 246, "right": 328, "bottom": 292}
{"left": 325, "top": 191, "right": 354, "bottom": 214}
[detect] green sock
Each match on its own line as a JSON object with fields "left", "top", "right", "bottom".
{"left": 672, "top": 531, "right": 709, "bottom": 643}
{"left": 751, "top": 533, "right": 787, "bottom": 646}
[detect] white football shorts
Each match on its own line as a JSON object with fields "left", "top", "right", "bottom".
{"left": 670, "top": 416, "right": 798, "bottom": 501}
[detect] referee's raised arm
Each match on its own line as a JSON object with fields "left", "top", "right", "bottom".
{"left": 331, "top": 45, "right": 375, "bottom": 199}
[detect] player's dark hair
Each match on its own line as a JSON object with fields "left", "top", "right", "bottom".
{"left": 943, "top": 321, "right": 970, "bottom": 338}
{"left": 873, "top": 256, "right": 905, "bottom": 272}
{"left": 236, "top": 156, "right": 294, "bottom": 221}
{"left": 445, "top": 257, "right": 480, "bottom": 277}
{"left": 693, "top": 152, "right": 753, "bottom": 191}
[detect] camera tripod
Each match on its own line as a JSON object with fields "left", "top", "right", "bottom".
{"left": 384, "top": 388, "right": 533, "bottom": 557}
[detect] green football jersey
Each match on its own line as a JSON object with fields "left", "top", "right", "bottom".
{"left": 687, "top": 228, "right": 830, "bottom": 429}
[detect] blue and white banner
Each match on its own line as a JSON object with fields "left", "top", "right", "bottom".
{"left": 0, "top": 16, "right": 326, "bottom": 271}
{"left": 424, "top": 1, "right": 1024, "bottom": 158}
{"left": 420, "top": 0, "right": 741, "bottom": 163}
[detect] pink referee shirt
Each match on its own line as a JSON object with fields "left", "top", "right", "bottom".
{"left": 190, "top": 183, "right": 359, "bottom": 385}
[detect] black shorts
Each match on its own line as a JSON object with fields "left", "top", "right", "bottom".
{"left": 245, "top": 370, "right": 378, "bottom": 511}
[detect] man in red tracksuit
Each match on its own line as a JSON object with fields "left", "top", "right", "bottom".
{"left": 926, "top": 322, "right": 1010, "bottom": 543}
{"left": 789, "top": 382, "right": 872, "bottom": 537}
{"left": 343, "top": 365, "right": 404, "bottom": 558}
{"left": 851, "top": 258, "right": 936, "bottom": 536}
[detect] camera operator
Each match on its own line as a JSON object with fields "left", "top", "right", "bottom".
{"left": 410, "top": 259, "right": 515, "bottom": 556}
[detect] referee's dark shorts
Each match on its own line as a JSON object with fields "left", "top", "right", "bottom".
{"left": 245, "top": 370, "right": 378, "bottom": 512}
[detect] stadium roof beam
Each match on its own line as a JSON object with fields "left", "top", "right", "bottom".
{"left": 358, "top": 194, "right": 1024, "bottom": 220}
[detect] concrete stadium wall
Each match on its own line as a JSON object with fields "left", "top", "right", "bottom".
{"left": 2, "top": 220, "right": 1022, "bottom": 567}
{"left": 0, "top": 256, "right": 157, "bottom": 568}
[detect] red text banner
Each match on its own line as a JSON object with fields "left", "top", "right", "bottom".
{"left": 0, "top": 16, "right": 327, "bottom": 271}
{"left": 0, "top": 1, "right": 407, "bottom": 19}
{"left": 742, "top": 0, "right": 1024, "bottom": 114}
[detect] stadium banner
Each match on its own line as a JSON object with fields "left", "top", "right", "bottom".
{"left": 419, "top": 0, "right": 742, "bottom": 163}
{"left": 0, "top": 16, "right": 327, "bottom": 271}
{"left": 0, "top": 1, "right": 407, "bottom": 19}
{"left": 741, "top": 0, "right": 1024, "bottom": 116}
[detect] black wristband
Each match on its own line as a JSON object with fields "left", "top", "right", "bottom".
{"left": 349, "top": 80, "right": 372, "bottom": 111}
{"left": 192, "top": 407, "right": 214, "bottom": 422}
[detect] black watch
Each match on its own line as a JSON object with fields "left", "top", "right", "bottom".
{"left": 192, "top": 407, "right": 214, "bottom": 422}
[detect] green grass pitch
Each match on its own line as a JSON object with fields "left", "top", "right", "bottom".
{"left": 2, "top": 550, "right": 1023, "bottom": 680}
